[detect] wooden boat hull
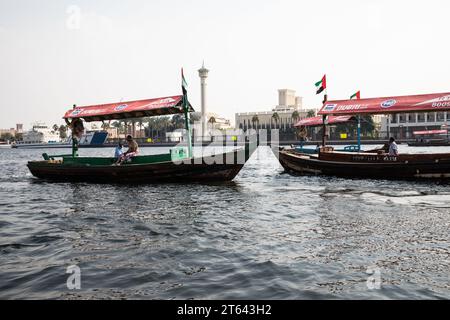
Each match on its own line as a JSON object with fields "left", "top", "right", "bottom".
{"left": 279, "top": 149, "right": 450, "bottom": 180}
{"left": 28, "top": 147, "right": 255, "bottom": 183}
{"left": 407, "top": 141, "right": 450, "bottom": 147}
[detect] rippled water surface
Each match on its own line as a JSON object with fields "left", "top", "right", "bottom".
{"left": 0, "top": 145, "right": 449, "bottom": 299}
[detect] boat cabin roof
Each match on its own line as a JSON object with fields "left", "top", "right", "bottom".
{"left": 63, "top": 95, "right": 194, "bottom": 122}
{"left": 413, "top": 129, "right": 447, "bottom": 136}
{"left": 318, "top": 92, "right": 450, "bottom": 116}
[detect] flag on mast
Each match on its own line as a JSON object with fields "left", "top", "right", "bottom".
{"left": 350, "top": 91, "right": 361, "bottom": 100}
{"left": 181, "top": 68, "right": 188, "bottom": 95}
{"left": 315, "top": 75, "right": 327, "bottom": 95}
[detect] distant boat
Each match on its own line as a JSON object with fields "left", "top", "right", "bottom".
{"left": 407, "top": 129, "right": 450, "bottom": 147}
{"left": 0, "top": 142, "right": 11, "bottom": 149}
{"left": 12, "top": 130, "right": 108, "bottom": 149}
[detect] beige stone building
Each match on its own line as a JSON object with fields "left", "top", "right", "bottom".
{"left": 235, "top": 89, "right": 314, "bottom": 131}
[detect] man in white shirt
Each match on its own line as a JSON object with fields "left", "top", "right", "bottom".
{"left": 388, "top": 137, "right": 399, "bottom": 156}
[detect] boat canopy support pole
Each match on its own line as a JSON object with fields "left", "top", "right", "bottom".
{"left": 72, "top": 137, "right": 78, "bottom": 158}
{"left": 357, "top": 115, "right": 361, "bottom": 151}
{"left": 322, "top": 94, "right": 328, "bottom": 147}
{"left": 183, "top": 95, "right": 193, "bottom": 158}
{"left": 322, "top": 114, "right": 327, "bottom": 147}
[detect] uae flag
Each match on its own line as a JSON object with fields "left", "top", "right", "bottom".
{"left": 315, "top": 75, "right": 326, "bottom": 94}
{"left": 181, "top": 68, "right": 188, "bottom": 95}
{"left": 350, "top": 91, "right": 361, "bottom": 100}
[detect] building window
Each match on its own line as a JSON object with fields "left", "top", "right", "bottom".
{"left": 391, "top": 114, "right": 397, "bottom": 124}
{"left": 408, "top": 114, "right": 415, "bottom": 123}
{"left": 427, "top": 113, "right": 435, "bottom": 122}
{"left": 437, "top": 112, "right": 445, "bottom": 122}
{"left": 417, "top": 113, "right": 425, "bottom": 123}
{"left": 399, "top": 114, "right": 406, "bottom": 123}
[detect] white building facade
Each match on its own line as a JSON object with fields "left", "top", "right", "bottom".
{"left": 235, "top": 89, "right": 313, "bottom": 131}
{"left": 381, "top": 111, "right": 449, "bottom": 139}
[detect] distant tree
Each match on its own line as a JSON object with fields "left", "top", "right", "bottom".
{"left": 291, "top": 111, "right": 300, "bottom": 128}
{"left": 251, "top": 115, "right": 259, "bottom": 129}
{"left": 361, "top": 115, "right": 375, "bottom": 137}
{"left": 0, "top": 132, "right": 13, "bottom": 141}
{"left": 111, "top": 121, "right": 124, "bottom": 135}
{"left": 138, "top": 120, "right": 144, "bottom": 138}
{"left": 271, "top": 112, "right": 280, "bottom": 129}
{"left": 208, "top": 116, "right": 216, "bottom": 129}
{"left": 128, "top": 119, "right": 135, "bottom": 137}
{"left": 123, "top": 120, "right": 128, "bottom": 135}
{"left": 101, "top": 122, "right": 110, "bottom": 130}
{"left": 307, "top": 110, "right": 316, "bottom": 118}
{"left": 189, "top": 113, "right": 201, "bottom": 125}
{"left": 14, "top": 132, "right": 23, "bottom": 141}
{"left": 171, "top": 115, "right": 185, "bottom": 129}
{"left": 52, "top": 124, "right": 59, "bottom": 133}
{"left": 59, "top": 125, "right": 68, "bottom": 140}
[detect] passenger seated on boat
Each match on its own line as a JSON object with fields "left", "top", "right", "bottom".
{"left": 115, "top": 135, "right": 139, "bottom": 165}
{"left": 388, "top": 137, "right": 399, "bottom": 156}
{"left": 114, "top": 142, "right": 123, "bottom": 159}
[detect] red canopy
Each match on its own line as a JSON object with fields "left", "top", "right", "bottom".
{"left": 413, "top": 130, "right": 447, "bottom": 136}
{"left": 63, "top": 95, "right": 194, "bottom": 122}
{"left": 294, "top": 115, "right": 354, "bottom": 127}
{"left": 318, "top": 92, "right": 450, "bottom": 116}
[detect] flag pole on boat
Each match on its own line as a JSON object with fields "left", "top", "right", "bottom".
{"left": 182, "top": 68, "right": 193, "bottom": 158}
{"left": 315, "top": 74, "right": 327, "bottom": 147}
{"left": 350, "top": 90, "right": 362, "bottom": 151}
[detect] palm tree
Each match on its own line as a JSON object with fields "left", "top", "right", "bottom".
{"left": 251, "top": 115, "right": 259, "bottom": 129}
{"left": 111, "top": 121, "right": 122, "bottom": 133}
{"left": 52, "top": 124, "right": 59, "bottom": 133}
{"left": 123, "top": 120, "right": 129, "bottom": 136}
{"left": 190, "top": 113, "right": 201, "bottom": 125}
{"left": 101, "top": 122, "right": 110, "bottom": 131}
{"left": 271, "top": 112, "right": 280, "bottom": 129}
{"left": 291, "top": 111, "right": 300, "bottom": 129}
{"left": 171, "top": 115, "right": 185, "bottom": 129}
{"left": 131, "top": 119, "right": 136, "bottom": 138}
{"left": 307, "top": 110, "right": 316, "bottom": 118}
{"left": 146, "top": 118, "right": 155, "bottom": 138}
{"left": 208, "top": 116, "right": 216, "bottom": 129}
{"left": 58, "top": 125, "right": 68, "bottom": 140}
{"left": 138, "top": 120, "right": 143, "bottom": 138}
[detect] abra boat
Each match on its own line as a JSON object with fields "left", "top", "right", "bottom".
{"left": 13, "top": 130, "right": 108, "bottom": 149}
{"left": 407, "top": 129, "right": 450, "bottom": 147}
{"left": 292, "top": 115, "right": 360, "bottom": 154}
{"left": 27, "top": 74, "right": 257, "bottom": 183}
{"left": 279, "top": 92, "right": 450, "bottom": 180}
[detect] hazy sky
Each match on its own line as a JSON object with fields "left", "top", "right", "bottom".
{"left": 0, "top": 0, "right": 449, "bottom": 129}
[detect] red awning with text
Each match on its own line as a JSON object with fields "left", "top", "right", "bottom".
{"left": 63, "top": 95, "right": 194, "bottom": 122}
{"left": 318, "top": 92, "right": 450, "bottom": 116}
{"left": 413, "top": 130, "right": 447, "bottom": 136}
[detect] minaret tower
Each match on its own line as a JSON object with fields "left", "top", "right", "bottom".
{"left": 198, "top": 62, "right": 209, "bottom": 138}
